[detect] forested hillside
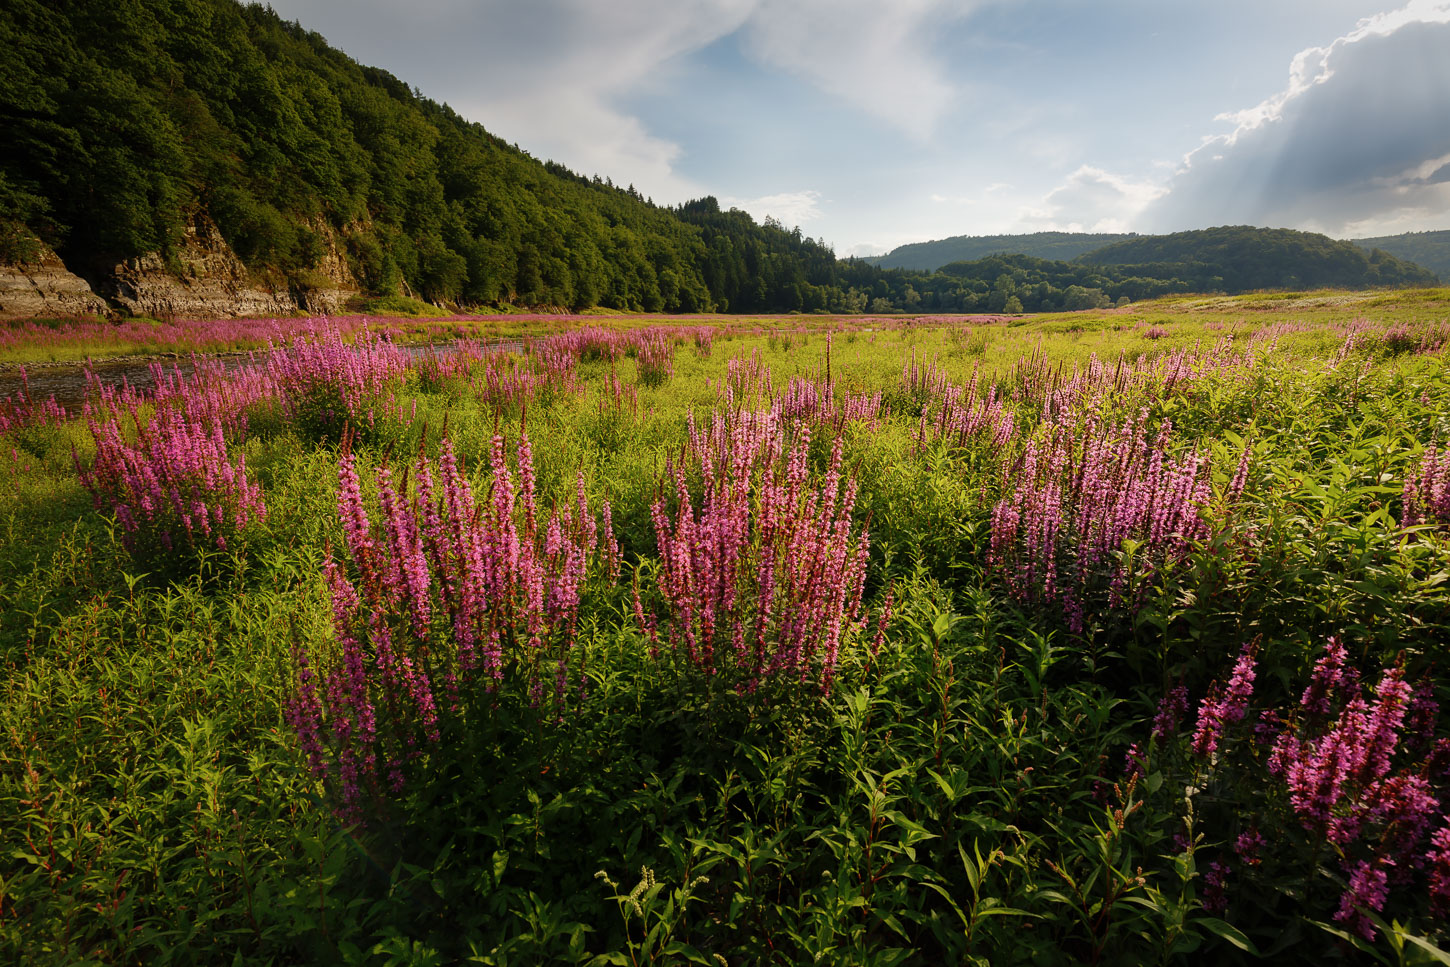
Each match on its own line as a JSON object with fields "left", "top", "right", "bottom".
{"left": 0, "top": 1, "right": 1439, "bottom": 317}
{"left": 1078, "top": 226, "right": 1437, "bottom": 290}
{"left": 0, "top": 0, "right": 893, "bottom": 313}
{"left": 874, "top": 231, "right": 1136, "bottom": 271}
{"left": 1352, "top": 230, "right": 1450, "bottom": 281}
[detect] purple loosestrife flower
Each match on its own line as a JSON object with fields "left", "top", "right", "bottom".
{"left": 1335, "top": 859, "right": 1392, "bottom": 941}
{"left": 1403, "top": 444, "right": 1450, "bottom": 527}
{"left": 870, "top": 588, "right": 895, "bottom": 656}
{"left": 289, "top": 428, "right": 617, "bottom": 822}
{"left": 1151, "top": 683, "right": 1190, "bottom": 741}
{"left": 1234, "top": 827, "right": 1266, "bottom": 867}
{"left": 1251, "top": 643, "right": 1450, "bottom": 928}
{"left": 1429, "top": 822, "right": 1450, "bottom": 917}
{"left": 1404, "top": 679, "right": 1440, "bottom": 756}
{"left": 78, "top": 405, "right": 266, "bottom": 569}
{"left": 1301, "top": 637, "right": 1359, "bottom": 719}
{"left": 1124, "top": 743, "right": 1147, "bottom": 781}
{"left": 643, "top": 409, "right": 868, "bottom": 690}
{"left": 1228, "top": 438, "right": 1252, "bottom": 503}
{"left": 284, "top": 645, "right": 327, "bottom": 778}
{"left": 1201, "top": 860, "right": 1230, "bottom": 914}
{"left": 989, "top": 411, "right": 1218, "bottom": 630}
{"left": 1191, "top": 642, "right": 1258, "bottom": 757}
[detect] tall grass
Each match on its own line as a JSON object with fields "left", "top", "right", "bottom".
{"left": 2, "top": 301, "right": 1448, "bottom": 963}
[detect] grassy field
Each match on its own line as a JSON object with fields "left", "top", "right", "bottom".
{"left": 2, "top": 290, "right": 1449, "bottom": 965}
{"left": 5, "top": 285, "right": 1448, "bottom": 366}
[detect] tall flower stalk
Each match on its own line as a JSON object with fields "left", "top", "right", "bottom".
{"left": 1147, "top": 638, "right": 1447, "bottom": 942}
{"left": 988, "top": 409, "right": 1222, "bottom": 632}
{"left": 288, "top": 430, "right": 619, "bottom": 821}
{"left": 1403, "top": 444, "right": 1450, "bottom": 527}
{"left": 265, "top": 328, "right": 411, "bottom": 440}
{"left": 639, "top": 409, "right": 870, "bottom": 691}
{"left": 77, "top": 407, "right": 266, "bottom": 570}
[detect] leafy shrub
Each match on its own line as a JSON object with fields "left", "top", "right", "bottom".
{"left": 266, "top": 329, "right": 411, "bottom": 442}
{"left": 77, "top": 408, "right": 265, "bottom": 575}
{"left": 1135, "top": 638, "right": 1448, "bottom": 950}
{"left": 287, "top": 431, "right": 618, "bottom": 822}
{"left": 634, "top": 330, "right": 675, "bottom": 387}
{"left": 1404, "top": 444, "right": 1450, "bottom": 527}
{"left": 989, "top": 410, "right": 1247, "bottom": 632}
{"left": 637, "top": 411, "right": 869, "bottom": 691}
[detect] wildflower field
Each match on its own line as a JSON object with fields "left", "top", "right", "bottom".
{"left": 3, "top": 291, "right": 1450, "bottom": 965}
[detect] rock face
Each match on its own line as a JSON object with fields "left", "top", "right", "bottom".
{"left": 0, "top": 215, "right": 361, "bottom": 321}
{"left": 105, "top": 216, "right": 359, "bottom": 318}
{"left": 302, "top": 216, "right": 361, "bottom": 314}
{"left": 0, "top": 245, "right": 109, "bottom": 318}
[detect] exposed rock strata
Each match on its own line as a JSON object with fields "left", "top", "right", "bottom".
{"left": 1, "top": 216, "right": 360, "bottom": 320}
{"left": 0, "top": 246, "right": 109, "bottom": 318}
{"left": 106, "top": 216, "right": 359, "bottom": 318}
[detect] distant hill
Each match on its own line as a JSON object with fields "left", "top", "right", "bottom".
{"left": 874, "top": 232, "right": 1136, "bottom": 271}
{"left": 1350, "top": 231, "right": 1450, "bottom": 281}
{"left": 1077, "top": 226, "right": 1438, "bottom": 291}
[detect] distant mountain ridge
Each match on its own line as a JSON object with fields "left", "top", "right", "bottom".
{"left": 1078, "top": 226, "right": 1437, "bottom": 291}
{"left": 1350, "top": 231, "right": 1450, "bottom": 281}
{"left": 875, "top": 228, "right": 1446, "bottom": 283}
{"left": 873, "top": 232, "right": 1137, "bottom": 271}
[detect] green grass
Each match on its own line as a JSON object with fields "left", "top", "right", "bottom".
{"left": 2, "top": 296, "right": 1449, "bottom": 964}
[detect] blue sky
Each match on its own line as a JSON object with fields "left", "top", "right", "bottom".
{"left": 265, "top": 0, "right": 1450, "bottom": 255}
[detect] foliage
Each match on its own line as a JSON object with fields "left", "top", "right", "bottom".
{"left": 75, "top": 406, "right": 265, "bottom": 577}
{"left": 1078, "top": 226, "right": 1439, "bottom": 291}
{"left": 1352, "top": 230, "right": 1450, "bottom": 282}
{"left": 290, "top": 431, "right": 618, "bottom": 822}
{"left": 2, "top": 308, "right": 1449, "bottom": 965}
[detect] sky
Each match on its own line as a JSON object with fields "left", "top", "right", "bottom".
{"left": 264, "top": 0, "right": 1450, "bottom": 256}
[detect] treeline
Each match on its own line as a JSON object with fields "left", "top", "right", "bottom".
{"left": 1352, "top": 230, "right": 1450, "bottom": 281}
{"left": 0, "top": 0, "right": 881, "bottom": 313}
{"left": 0, "top": 0, "right": 1438, "bottom": 317}
{"left": 1080, "top": 226, "right": 1437, "bottom": 291}
{"left": 873, "top": 231, "right": 1137, "bottom": 272}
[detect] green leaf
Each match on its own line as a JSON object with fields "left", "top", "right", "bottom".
{"left": 1402, "top": 932, "right": 1450, "bottom": 965}
{"left": 1194, "top": 916, "right": 1258, "bottom": 954}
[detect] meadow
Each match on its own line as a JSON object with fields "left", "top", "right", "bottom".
{"left": 2, "top": 291, "right": 1449, "bottom": 965}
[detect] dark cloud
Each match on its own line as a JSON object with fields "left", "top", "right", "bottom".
{"left": 1142, "top": 17, "right": 1450, "bottom": 235}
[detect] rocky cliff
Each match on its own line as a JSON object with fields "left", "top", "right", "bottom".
{"left": 0, "top": 243, "right": 109, "bottom": 318}
{"left": 0, "top": 217, "right": 360, "bottom": 320}
{"left": 104, "top": 216, "right": 359, "bottom": 318}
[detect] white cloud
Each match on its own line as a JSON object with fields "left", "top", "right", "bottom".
{"left": 1142, "top": 1, "right": 1450, "bottom": 234}
{"left": 268, "top": 0, "right": 984, "bottom": 207}
{"left": 1018, "top": 166, "right": 1165, "bottom": 232}
{"left": 269, "top": 0, "right": 758, "bottom": 204}
{"left": 740, "top": 0, "right": 980, "bottom": 140}
{"left": 722, "top": 189, "right": 824, "bottom": 227}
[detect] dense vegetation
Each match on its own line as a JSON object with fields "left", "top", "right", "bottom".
{"left": 908, "top": 228, "right": 1443, "bottom": 313}
{"left": 3, "top": 294, "right": 1450, "bottom": 964}
{"left": 1354, "top": 230, "right": 1450, "bottom": 282}
{"left": 934, "top": 253, "right": 1189, "bottom": 312}
{"left": 1080, "top": 226, "right": 1438, "bottom": 292}
{"left": 0, "top": 0, "right": 892, "bottom": 313}
{"left": 1, "top": 1, "right": 1441, "bottom": 320}
{"left": 872, "top": 231, "right": 1137, "bottom": 271}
